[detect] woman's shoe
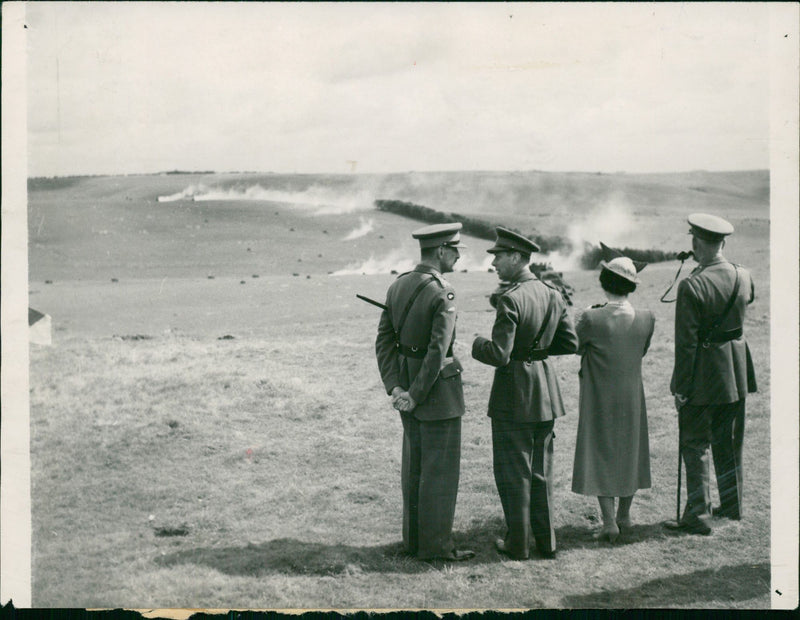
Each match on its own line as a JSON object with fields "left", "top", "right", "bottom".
{"left": 616, "top": 517, "right": 633, "bottom": 534}
{"left": 592, "top": 523, "right": 620, "bottom": 543}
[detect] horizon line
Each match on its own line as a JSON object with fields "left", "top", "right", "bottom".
{"left": 27, "top": 167, "right": 770, "bottom": 180}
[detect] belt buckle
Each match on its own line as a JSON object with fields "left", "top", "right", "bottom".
{"left": 702, "top": 340, "right": 710, "bottom": 349}
{"left": 411, "top": 346, "right": 419, "bottom": 352}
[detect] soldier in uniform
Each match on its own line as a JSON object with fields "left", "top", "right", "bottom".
{"left": 666, "top": 213, "right": 757, "bottom": 535}
{"left": 375, "top": 222, "right": 475, "bottom": 562}
{"left": 472, "top": 227, "right": 578, "bottom": 560}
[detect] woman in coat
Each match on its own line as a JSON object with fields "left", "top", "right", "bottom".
{"left": 572, "top": 255, "right": 655, "bottom": 542}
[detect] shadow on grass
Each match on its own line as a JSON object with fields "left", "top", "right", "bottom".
{"left": 155, "top": 518, "right": 512, "bottom": 576}
{"left": 560, "top": 562, "right": 770, "bottom": 608}
{"left": 555, "top": 520, "right": 678, "bottom": 550}
{"left": 154, "top": 517, "right": 689, "bottom": 577}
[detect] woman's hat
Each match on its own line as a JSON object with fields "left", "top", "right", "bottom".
{"left": 600, "top": 256, "right": 640, "bottom": 284}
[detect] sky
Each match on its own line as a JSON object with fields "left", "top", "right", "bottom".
{"left": 24, "top": 2, "right": 774, "bottom": 177}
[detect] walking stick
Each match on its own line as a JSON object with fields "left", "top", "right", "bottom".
{"left": 676, "top": 413, "right": 682, "bottom": 523}
{"left": 664, "top": 406, "right": 685, "bottom": 530}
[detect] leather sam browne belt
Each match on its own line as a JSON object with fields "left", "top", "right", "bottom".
{"left": 398, "top": 343, "right": 427, "bottom": 359}
{"left": 398, "top": 343, "right": 455, "bottom": 360}
{"left": 701, "top": 327, "right": 743, "bottom": 347}
{"left": 510, "top": 348, "right": 549, "bottom": 362}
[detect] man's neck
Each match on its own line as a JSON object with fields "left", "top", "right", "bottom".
{"left": 510, "top": 265, "right": 529, "bottom": 281}
{"left": 698, "top": 251, "right": 724, "bottom": 266}
{"left": 418, "top": 258, "right": 442, "bottom": 272}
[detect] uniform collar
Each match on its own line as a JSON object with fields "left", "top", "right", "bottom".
{"left": 698, "top": 255, "right": 726, "bottom": 268}
{"left": 508, "top": 269, "right": 536, "bottom": 285}
{"left": 414, "top": 263, "right": 444, "bottom": 278}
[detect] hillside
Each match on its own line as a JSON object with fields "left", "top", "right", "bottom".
{"left": 28, "top": 170, "right": 769, "bottom": 282}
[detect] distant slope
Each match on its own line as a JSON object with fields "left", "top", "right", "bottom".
{"left": 28, "top": 170, "right": 769, "bottom": 281}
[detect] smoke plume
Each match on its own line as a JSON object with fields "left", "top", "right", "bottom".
{"left": 342, "top": 217, "right": 375, "bottom": 240}
{"left": 542, "top": 200, "right": 634, "bottom": 271}
{"left": 156, "top": 183, "right": 375, "bottom": 214}
{"left": 331, "top": 246, "right": 494, "bottom": 276}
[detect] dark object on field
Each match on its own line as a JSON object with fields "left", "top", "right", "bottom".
{"left": 154, "top": 525, "right": 189, "bottom": 537}
{"left": 167, "top": 420, "right": 179, "bottom": 429}
{"left": 529, "top": 263, "right": 575, "bottom": 306}
{"left": 323, "top": 230, "right": 328, "bottom": 234}
{"left": 111, "top": 278, "right": 118, "bottom": 283}
{"left": 218, "top": 335, "right": 235, "bottom": 340}
{"left": 390, "top": 270, "right": 398, "bottom": 275}
{"left": 240, "top": 280, "right": 246, "bottom": 284}
{"left": 247, "top": 247, "right": 251, "bottom": 252}
{"left": 356, "top": 294, "right": 387, "bottom": 311}
{"left": 582, "top": 242, "right": 677, "bottom": 270}
{"left": 252, "top": 274, "right": 259, "bottom": 278}
{"left": 375, "top": 199, "right": 567, "bottom": 253}
{"left": 306, "top": 275, "right": 311, "bottom": 279}
{"left": 45, "top": 280, "right": 53, "bottom": 284}
{"left": 290, "top": 227, "right": 295, "bottom": 232}
{"left": 292, "top": 273, "right": 299, "bottom": 277}
{"left": 207, "top": 275, "right": 215, "bottom": 279}
{"left": 115, "top": 334, "right": 152, "bottom": 341}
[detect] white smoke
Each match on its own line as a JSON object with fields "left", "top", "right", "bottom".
{"left": 157, "top": 184, "right": 208, "bottom": 202}
{"left": 332, "top": 248, "right": 416, "bottom": 276}
{"left": 331, "top": 246, "right": 494, "bottom": 276}
{"left": 542, "top": 200, "right": 634, "bottom": 271}
{"left": 342, "top": 217, "right": 375, "bottom": 240}
{"left": 156, "top": 183, "right": 375, "bottom": 214}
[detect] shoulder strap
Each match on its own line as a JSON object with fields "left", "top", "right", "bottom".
{"left": 701, "top": 265, "right": 740, "bottom": 346}
{"left": 395, "top": 275, "right": 436, "bottom": 340}
{"left": 530, "top": 290, "right": 555, "bottom": 352}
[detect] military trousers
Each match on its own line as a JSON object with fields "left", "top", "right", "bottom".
{"left": 679, "top": 399, "right": 745, "bottom": 524}
{"left": 491, "top": 418, "right": 556, "bottom": 558}
{"left": 400, "top": 412, "right": 461, "bottom": 559}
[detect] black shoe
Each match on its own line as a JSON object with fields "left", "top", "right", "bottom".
{"left": 711, "top": 505, "right": 741, "bottom": 520}
{"left": 537, "top": 548, "right": 557, "bottom": 560}
{"left": 663, "top": 518, "right": 711, "bottom": 536}
{"left": 494, "top": 538, "right": 528, "bottom": 560}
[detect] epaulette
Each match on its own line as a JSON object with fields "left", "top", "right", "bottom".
{"left": 396, "top": 270, "right": 411, "bottom": 279}
{"left": 430, "top": 272, "right": 447, "bottom": 288}
{"left": 688, "top": 265, "right": 706, "bottom": 278}
{"left": 590, "top": 303, "right": 607, "bottom": 309}
{"left": 501, "top": 282, "right": 522, "bottom": 296}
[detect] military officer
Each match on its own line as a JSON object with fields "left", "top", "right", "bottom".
{"left": 472, "top": 227, "right": 578, "bottom": 560}
{"left": 375, "top": 222, "right": 475, "bottom": 562}
{"left": 666, "top": 213, "right": 757, "bottom": 535}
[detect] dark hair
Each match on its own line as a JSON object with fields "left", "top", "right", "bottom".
{"left": 420, "top": 246, "right": 439, "bottom": 261}
{"left": 599, "top": 268, "right": 636, "bottom": 295}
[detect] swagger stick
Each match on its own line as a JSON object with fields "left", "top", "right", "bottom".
{"left": 676, "top": 415, "right": 682, "bottom": 524}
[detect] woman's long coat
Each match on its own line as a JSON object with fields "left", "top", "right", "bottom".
{"left": 572, "top": 300, "right": 655, "bottom": 496}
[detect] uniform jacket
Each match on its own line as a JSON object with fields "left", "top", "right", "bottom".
{"left": 472, "top": 270, "right": 578, "bottom": 423}
{"left": 670, "top": 257, "right": 757, "bottom": 405}
{"left": 375, "top": 264, "right": 465, "bottom": 421}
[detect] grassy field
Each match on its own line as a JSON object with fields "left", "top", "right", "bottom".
{"left": 26, "top": 172, "right": 771, "bottom": 609}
